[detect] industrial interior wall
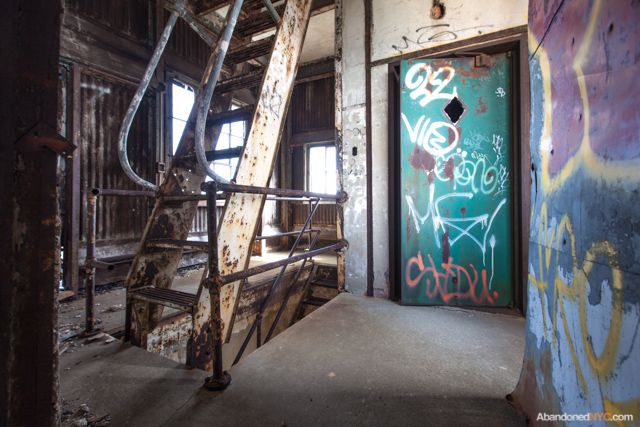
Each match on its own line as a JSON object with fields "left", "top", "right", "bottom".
{"left": 512, "top": 0, "right": 640, "bottom": 422}
{"left": 338, "top": 0, "right": 527, "bottom": 295}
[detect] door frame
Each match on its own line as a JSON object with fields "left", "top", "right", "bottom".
{"left": 387, "top": 28, "right": 530, "bottom": 313}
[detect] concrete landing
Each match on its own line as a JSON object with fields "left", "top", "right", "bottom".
{"left": 61, "top": 293, "right": 526, "bottom": 426}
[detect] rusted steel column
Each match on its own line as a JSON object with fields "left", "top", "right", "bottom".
{"left": 82, "top": 192, "right": 100, "bottom": 336}
{"left": 203, "top": 182, "right": 231, "bottom": 390}
{"left": 0, "top": 0, "right": 66, "bottom": 425}
{"left": 191, "top": 0, "right": 313, "bottom": 371}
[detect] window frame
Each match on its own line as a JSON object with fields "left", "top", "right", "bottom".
{"left": 305, "top": 142, "right": 337, "bottom": 195}
{"left": 167, "top": 76, "right": 197, "bottom": 158}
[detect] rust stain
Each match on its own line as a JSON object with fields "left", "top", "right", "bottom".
{"left": 441, "top": 230, "right": 450, "bottom": 265}
{"left": 443, "top": 157, "right": 455, "bottom": 180}
{"left": 476, "top": 96, "right": 487, "bottom": 114}
{"left": 409, "top": 146, "right": 435, "bottom": 172}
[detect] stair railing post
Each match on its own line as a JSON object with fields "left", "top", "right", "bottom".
{"left": 82, "top": 190, "right": 101, "bottom": 337}
{"left": 203, "top": 180, "right": 231, "bottom": 391}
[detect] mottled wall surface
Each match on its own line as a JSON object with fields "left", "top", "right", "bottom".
{"left": 513, "top": 0, "right": 640, "bottom": 422}
{"left": 340, "top": 0, "right": 368, "bottom": 294}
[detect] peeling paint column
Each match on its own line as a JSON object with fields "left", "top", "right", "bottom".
{"left": 0, "top": 1, "right": 64, "bottom": 425}
{"left": 334, "top": 0, "right": 346, "bottom": 291}
{"left": 339, "top": 0, "right": 368, "bottom": 295}
{"left": 370, "top": 65, "right": 390, "bottom": 296}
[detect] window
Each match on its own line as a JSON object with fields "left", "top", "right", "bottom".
{"left": 308, "top": 145, "right": 337, "bottom": 194}
{"left": 211, "top": 105, "right": 246, "bottom": 181}
{"left": 170, "top": 80, "right": 195, "bottom": 155}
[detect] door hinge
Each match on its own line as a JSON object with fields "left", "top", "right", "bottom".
{"left": 474, "top": 53, "right": 493, "bottom": 68}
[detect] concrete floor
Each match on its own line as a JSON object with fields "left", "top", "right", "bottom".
{"left": 61, "top": 293, "right": 526, "bottom": 426}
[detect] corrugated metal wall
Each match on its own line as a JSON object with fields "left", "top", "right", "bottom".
{"left": 293, "top": 203, "right": 336, "bottom": 227}
{"left": 291, "top": 77, "right": 335, "bottom": 133}
{"left": 66, "top": 0, "right": 150, "bottom": 43}
{"left": 166, "top": 10, "right": 211, "bottom": 67}
{"left": 80, "top": 71, "right": 158, "bottom": 242}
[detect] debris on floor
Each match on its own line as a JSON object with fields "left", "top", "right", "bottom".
{"left": 103, "top": 304, "right": 124, "bottom": 313}
{"left": 61, "top": 400, "right": 111, "bottom": 427}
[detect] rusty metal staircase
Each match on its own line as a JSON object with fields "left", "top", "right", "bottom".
{"left": 98, "top": 0, "right": 348, "bottom": 392}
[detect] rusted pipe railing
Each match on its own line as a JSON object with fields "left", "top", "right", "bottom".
{"left": 81, "top": 192, "right": 100, "bottom": 337}
{"left": 196, "top": 178, "right": 347, "bottom": 377}
{"left": 82, "top": 188, "right": 156, "bottom": 338}
{"left": 230, "top": 240, "right": 347, "bottom": 364}
{"left": 194, "top": 0, "right": 244, "bottom": 184}
{"left": 203, "top": 180, "right": 232, "bottom": 391}
{"left": 265, "top": 230, "right": 322, "bottom": 343}
{"left": 251, "top": 198, "right": 321, "bottom": 349}
{"left": 203, "top": 181, "right": 347, "bottom": 201}
{"left": 254, "top": 229, "right": 320, "bottom": 241}
{"left": 117, "top": 8, "right": 181, "bottom": 191}
{"left": 221, "top": 240, "right": 347, "bottom": 284}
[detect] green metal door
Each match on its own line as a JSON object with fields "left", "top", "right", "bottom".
{"left": 400, "top": 54, "right": 512, "bottom": 306}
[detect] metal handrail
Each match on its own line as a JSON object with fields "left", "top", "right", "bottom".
{"left": 117, "top": 9, "right": 181, "bottom": 191}
{"left": 194, "top": 0, "right": 244, "bottom": 184}
{"left": 262, "top": 0, "right": 281, "bottom": 24}
{"left": 202, "top": 180, "right": 348, "bottom": 202}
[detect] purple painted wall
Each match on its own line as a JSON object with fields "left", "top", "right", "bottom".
{"left": 513, "top": 1, "right": 640, "bottom": 423}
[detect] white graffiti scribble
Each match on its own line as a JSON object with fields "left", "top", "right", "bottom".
{"left": 401, "top": 113, "right": 459, "bottom": 157}
{"left": 463, "top": 130, "right": 490, "bottom": 151}
{"left": 404, "top": 63, "right": 457, "bottom": 107}
{"left": 495, "top": 87, "right": 506, "bottom": 98}
{"left": 489, "top": 235, "right": 496, "bottom": 289}
{"left": 491, "top": 134, "right": 509, "bottom": 196}
{"left": 392, "top": 24, "right": 495, "bottom": 54}
{"left": 406, "top": 183, "right": 507, "bottom": 265}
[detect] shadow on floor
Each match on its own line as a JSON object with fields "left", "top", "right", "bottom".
{"left": 61, "top": 293, "right": 526, "bottom": 426}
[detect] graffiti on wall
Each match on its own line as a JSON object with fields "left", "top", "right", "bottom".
{"left": 400, "top": 55, "right": 513, "bottom": 306}
{"left": 514, "top": 0, "right": 640, "bottom": 422}
{"left": 391, "top": 24, "right": 495, "bottom": 54}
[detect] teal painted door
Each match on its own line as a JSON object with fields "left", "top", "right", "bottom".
{"left": 400, "top": 54, "right": 513, "bottom": 306}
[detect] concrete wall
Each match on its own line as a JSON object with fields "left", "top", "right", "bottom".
{"left": 338, "top": 0, "right": 527, "bottom": 295}
{"left": 512, "top": 1, "right": 640, "bottom": 422}
{"left": 340, "top": 0, "right": 368, "bottom": 293}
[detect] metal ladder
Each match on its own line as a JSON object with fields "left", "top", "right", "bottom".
{"left": 109, "top": 0, "right": 346, "bottom": 391}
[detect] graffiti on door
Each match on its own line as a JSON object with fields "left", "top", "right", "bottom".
{"left": 400, "top": 55, "right": 513, "bottom": 306}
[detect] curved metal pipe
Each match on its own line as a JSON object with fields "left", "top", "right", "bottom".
{"left": 262, "top": 0, "right": 281, "bottom": 24}
{"left": 118, "top": 11, "right": 179, "bottom": 191}
{"left": 194, "top": 0, "right": 244, "bottom": 184}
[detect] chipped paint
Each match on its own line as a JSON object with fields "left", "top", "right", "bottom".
{"left": 512, "top": 1, "right": 640, "bottom": 422}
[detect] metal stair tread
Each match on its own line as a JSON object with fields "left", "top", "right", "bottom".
{"left": 130, "top": 287, "right": 198, "bottom": 312}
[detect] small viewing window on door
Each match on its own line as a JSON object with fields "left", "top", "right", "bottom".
{"left": 308, "top": 144, "right": 337, "bottom": 194}
{"left": 170, "top": 80, "right": 195, "bottom": 155}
